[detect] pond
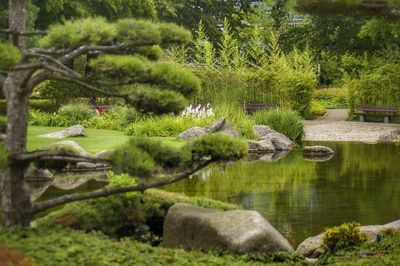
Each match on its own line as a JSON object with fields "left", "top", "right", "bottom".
{"left": 165, "top": 141, "right": 400, "bottom": 247}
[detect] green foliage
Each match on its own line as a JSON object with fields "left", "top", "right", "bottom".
{"left": 131, "top": 86, "right": 188, "bottom": 115}
{"left": 0, "top": 43, "right": 21, "bottom": 70}
{"left": 39, "top": 17, "right": 116, "bottom": 48}
{"left": 0, "top": 226, "right": 271, "bottom": 266}
{"left": 37, "top": 188, "right": 241, "bottom": 238}
{"left": 150, "top": 62, "right": 201, "bottom": 97}
{"left": 29, "top": 99, "right": 59, "bottom": 113}
{"left": 253, "top": 109, "right": 304, "bottom": 143}
{"left": 57, "top": 104, "right": 95, "bottom": 125}
{"left": 110, "top": 137, "right": 183, "bottom": 177}
{"left": 158, "top": 22, "right": 192, "bottom": 44}
{"left": 321, "top": 222, "right": 367, "bottom": 252}
{"left": 219, "top": 18, "right": 239, "bottom": 68}
{"left": 346, "top": 63, "right": 400, "bottom": 113}
{"left": 135, "top": 45, "right": 163, "bottom": 60}
{"left": 115, "top": 19, "right": 161, "bottom": 45}
{"left": 314, "top": 88, "right": 348, "bottom": 109}
{"left": 90, "top": 55, "right": 147, "bottom": 80}
{"left": 184, "top": 133, "right": 248, "bottom": 162}
{"left": 126, "top": 115, "right": 213, "bottom": 137}
{"left": 311, "top": 99, "right": 327, "bottom": 116}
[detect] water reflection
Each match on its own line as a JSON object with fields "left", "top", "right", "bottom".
{"left": 166, "top": 142, "right": 400, "bottom": 247}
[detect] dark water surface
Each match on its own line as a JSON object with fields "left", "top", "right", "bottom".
{"left": 165, "top": 142, "right": 400, "bottom": 247}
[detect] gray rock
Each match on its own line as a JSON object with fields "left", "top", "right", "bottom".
{"left": 220, "top": 126, "right": 241, "bottom": 138}
{"left": 177, "top": 126, "right": 207, "bottom": 140}
{"left": 384, "top": 219, "right": 400, "bottom": 229}
{"left": 303, "top": 154, "right": 334, "bottom": 162}
{"left": 39, "top": 125, "right": 86, "bottom": 138}
{"left": 296, "top": 225, "right": 400, "bottom": 258}
{"left": 42, "top": 140, "right": 90, "bottom": 157}
{"left": 76, "top": 162, "right": 97, "bottom": 169}
{"left": 303, "top": 146, "right": 334, "bottom": 157}
{"left": 254, "top": 125, "right": 275, "bottom": 139}
{"left": 163, "top": 203, "right": 294, "bottom": 254}
{"left": 261, "top": 132, "right": 294, "bottom": 151}
{"left": 205, "top": 117, "right": 226, "bottom": 133}
{"left": 248, "top": 139, "right": 275, "bottom": 154}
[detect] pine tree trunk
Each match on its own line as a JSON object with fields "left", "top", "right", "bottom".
{"left": 0, "top": 0, "right": 32, "bottom": 227}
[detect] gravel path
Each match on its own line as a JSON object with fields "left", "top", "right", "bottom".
{"left": 305, "top": 109, "right": 400, "bottom": 143}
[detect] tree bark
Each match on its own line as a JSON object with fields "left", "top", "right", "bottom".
{"left": 8, "top": 0, "right": 27, "bottom": 49}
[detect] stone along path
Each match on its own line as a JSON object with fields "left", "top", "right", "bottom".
{"left": 304, "top": 109, "right": 400, "bottom": 143}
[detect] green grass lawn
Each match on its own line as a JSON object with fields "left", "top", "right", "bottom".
{"left": 28, "top": 126, "right": 181, "bottom": 154}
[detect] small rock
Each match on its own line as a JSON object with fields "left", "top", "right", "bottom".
{"left": 177, "top": 127, "right": 207, "bottom": 140}
{"left": 76, "top": 162, "right": 97, "bottom": 169}
{"left": 303, "top": 146, "right": 334, "bottom": 157}
{"left": 248, "top": 139, "right": 275, "bottom": 153}
{"left": 220, "top": 126, "right": 241, "bottom": 138}
{"left": 39, "top": 125, "right": 86, "bottom": 138}
{"left": 205, "top": 117, "right": 226, "bottom": 133}
{"left": 254, "top": 125, "right": 275, "bottom": 139}
{"left": 163, "top": 203, "right": 294, "bottom": 254}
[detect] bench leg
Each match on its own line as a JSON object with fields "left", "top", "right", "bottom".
{"left": 359, "top": 115, "right": 365, "bottom": 122}
{"left": 384, "top": 116, "right": 390, "bottom": 123}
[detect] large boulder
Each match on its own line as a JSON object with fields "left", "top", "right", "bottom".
{"left": 25, "top": 164, "right": 53, "bottom": 180}
{"left": 261, "top": 132, "right": 294, "bottom": 151}
{"left": 303, "top": 146, "right": 334, "bottom": 157}
{"left": 39, "top": 125, "right": 86, "bottom": 138}
{"left": 248, "top": 139, "right": 275, "bottom": 154}
{"left": 254, "top": 125, "right": 275, "bottom": 139}
{"left": 177, "top": 127, "right": 207, "bottom": 140}
{"left": 205, "top": 117, "right": 226, "bottom": 133}
{"left": 219, "top": 122, "right": 240, "bottom": 138}
{"left": 296, "top": 225, "right": 400, "bottom": 258}
{"left": 163, "top": 203, "right": 294, "bottom": 254}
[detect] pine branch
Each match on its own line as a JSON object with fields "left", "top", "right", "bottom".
{"left": 32, "top": 161, "right": 212, "bottom": 213}
{"left": 0, "top": 28, "right": 47, "bottom": 36}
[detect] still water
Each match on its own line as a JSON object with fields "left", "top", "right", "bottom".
{"left": 165, "top": 142, "right": 400, "bottom": 247}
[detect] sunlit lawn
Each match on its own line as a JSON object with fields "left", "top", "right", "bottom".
{"left": 27, "top": 126, "right": 181, "bottom": 154}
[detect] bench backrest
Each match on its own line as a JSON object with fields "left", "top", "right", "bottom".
{"left": 243, "top": 103, "right": 277, "bottom": 110}
{"left": 358, "top": 105, "right": 397, "bottom": 112}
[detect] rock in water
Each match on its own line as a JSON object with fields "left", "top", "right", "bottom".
{"left": 261, "top": 132, "right": 294, "bottom": 151}
{"left": 39, "top": 125, "right": 86, "bottom": 138}
{"left": 177, "top": 127, "right": 207, "bottom": 140}
{"left": 303, "top": 146, "right": 334, "bottom": 157}
{"left": 163, "top": 203, "right": 294, "bottom": 254}
{"left": 248, "top": 139, "right": 276, "bottom": 153}
{"left": 205, "top": 117, "right": 226, "bottom": 133}
{"left": 253, "top": 125, "right": 275, "bottom": 139}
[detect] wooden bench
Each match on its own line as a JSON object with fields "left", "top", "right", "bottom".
{"left": 242, "top": 103, "right": 277, "bottom": 114}
{"left": 355, "top": 105, "right": 397, "bottom": 123}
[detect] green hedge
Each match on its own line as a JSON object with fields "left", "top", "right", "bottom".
{"left": 0, "top": 99, "right": 59, "bottom": 115}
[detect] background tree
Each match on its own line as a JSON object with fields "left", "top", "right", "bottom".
{"left": 0, "top": 0, "right": 246, "bottom": 227}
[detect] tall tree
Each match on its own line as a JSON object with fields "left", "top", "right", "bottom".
{"left": 0, "top": 0, "right": 246, "bottom": 226}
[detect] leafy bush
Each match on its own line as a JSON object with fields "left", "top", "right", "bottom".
{"left": 321, "top": 222, "right": 367, "bottom": 252}
{"left": 311, "top": 100, "right": 327, "bottom": 116}
{"left": 126, "top": 115, "right": 213, "bottom": 137}
{"left": 37, "top": 188, "right": 241, "bottom": 239}
{"left": 29, "top": 99, "right": 59, "bottom": 113}
{"left": 253, "top": 109, "right": 304, "bottom": 143}
{"left": 0, "top": 226, "right": 268, "bottom": 266}
{"left": 184, "top": 133, "right": 248, "bottom": 162}
{"left": 314, "top": 88, "right": 348, "bottom": 109}
{"left": 346, "top": 63, "right": 400, "bottom": 114}
{"left": 57, "top": 104, "right": 95, "bottom": 125}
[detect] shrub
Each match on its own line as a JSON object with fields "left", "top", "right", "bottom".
{"left": 126, "top": 115, "right": 213, "bottom": 137}
{"left": 57, "top": 104, "right": 95, "bottom": 125}
{"left": 311, "top": 100, "right": 327, "bottom": 116}
{"left": 29, "top": 99, "right": 59, "bottom": 113}
{"left": 321, "top": 222, "right": 367, "bottom": 252}
{"left": 253, "top": 109, "right": 304, "bottom": 143}
{"left": 314, "top": 88, "right": 348, "bottom": 109}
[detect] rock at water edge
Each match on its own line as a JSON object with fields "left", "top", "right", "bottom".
{"left": 177, "top": 127, "right": 207, "bottom": 140}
